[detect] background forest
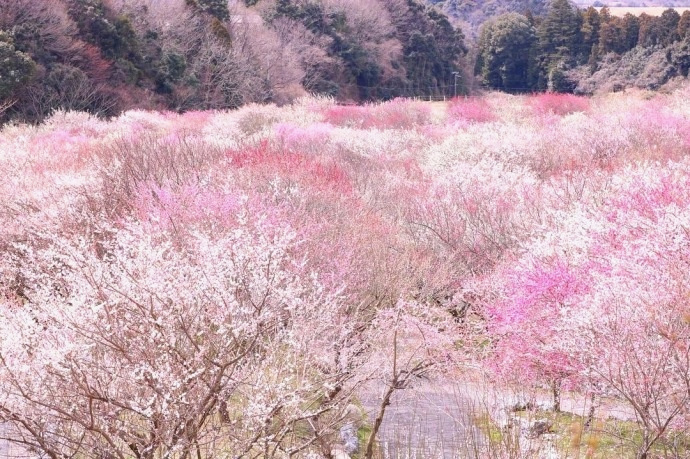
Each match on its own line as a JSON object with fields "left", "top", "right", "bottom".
{"left": 0, "top": 0, "right": 467, "bottom": 123}
{"left": 2, "top": 0, "right": 690, "bottom": 124}
{"left": 474, "top": 0, "right": 690, "bottom": 93}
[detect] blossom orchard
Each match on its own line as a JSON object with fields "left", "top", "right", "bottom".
{"left": 0, "top": 89, "right": 689, "bottom": 456}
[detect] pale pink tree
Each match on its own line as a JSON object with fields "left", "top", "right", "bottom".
{"left": 0, "top": 215, "right": 378, "bottom": 457}
{"left": 565, "top": 163, "right": 690, "bottom": 456}
{"left": 0, "top": 108, "right": 471, "bottom": 458}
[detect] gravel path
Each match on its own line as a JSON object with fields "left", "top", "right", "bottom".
{"left": 360, "top": 380, "right": 487, "bottom": 458}
{"left": 360, "top": 376, "right": 637, "bottom": 459}
{"left": 0, "top": 424, "right": 32, "bottom": 458}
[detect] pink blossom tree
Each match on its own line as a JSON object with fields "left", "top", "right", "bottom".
{"left": 483, "top": 160, "right": 690, "bottom": 454}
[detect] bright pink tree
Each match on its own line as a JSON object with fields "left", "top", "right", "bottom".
{"left": 484, "top": 254, "right": 593, "bottom": 410}
{"left": 484, "top": 160, "right": 690, "bottom": 453}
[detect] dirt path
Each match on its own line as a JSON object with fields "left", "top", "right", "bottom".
{"left": 360, "top": 380, "right": 487, "bottom": 458}
{"left": 0, "top": 424, "right": 32, "bottom": 458}
{"left": 360, "top": 376, "right": 636, "bottom": 459}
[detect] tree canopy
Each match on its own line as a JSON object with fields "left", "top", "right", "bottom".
{"left": 0, "top": 0, "right": 468, "bottom": 124}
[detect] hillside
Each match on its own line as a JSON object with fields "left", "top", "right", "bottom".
{"left": 430, "top": 0, "right": 548, "bottom": 33}
{"left": 439, "top": 0, "right": 690, "bottom": 33}
{"left": 473, "top": 0, "right": 690, "bottom": 94}
{"left": 3, "top": 0, "right": 690, "bottom": 123}
{"left": 0, "top": 0, "right": 468, "bottom": 124}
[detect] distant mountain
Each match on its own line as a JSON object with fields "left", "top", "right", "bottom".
{"left": 573, "top": 1, "right": 690, "bottom": 5}
{"left": 430, "top": 0, "right": 690, "bottom": 38}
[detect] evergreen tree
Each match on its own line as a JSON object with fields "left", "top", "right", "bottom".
{"left": 668, "top": 35, "right": 690, "bottom": 77}
{"left": 476, "top": 13, "right": 536, "bottom": 91}
{"left": 659, "top": 8, "right": 680, "bottom": 46}
{"left": 537, "top": 0, "right": 581, "bottom": 63}
{"left": 67, "top": 0, "right": 135, "bottom": 60}
{"left": 621, "top": 13, "right": 640, "bottom": 52}
{"left": 535, "top": 0, "right": 581, "bottom": 91}
{"left": 679, "top": 11, "right": 690, "bottom": 41}
{"left": 186, "top": 0, "right": 230, "bottom": 21}
{"left": 638, "top": 13, "right": 661, "bottom": 48}
{"left": 0, "top": 31, "right": 36, "bottom": 101}
{"left": 383, "top": 0, "right": 468, "bottom": 97}
{"left": 599, "top": 16, "right": 623, "bottom": 55}
{"left": 580, "top": 6, "right": 600, "bottom": 63}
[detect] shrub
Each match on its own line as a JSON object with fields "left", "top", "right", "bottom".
{"left": 529, "top": 92, "right": 590, "bottom": 116}
{"left": 322, "top": 99, "right": 431, "bottom": 130}
{"left": 447, "top": 97, "right": 496, "bottom": 124}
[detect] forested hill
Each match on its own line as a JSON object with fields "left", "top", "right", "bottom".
{"left": 474, "top": 0, "right": 690, "bottom": 94}
{"left": 428, "top": 0, "right": 548, "bottom": 32}
{"left": 0, "top": 0, "right": 467, "bottom": 124}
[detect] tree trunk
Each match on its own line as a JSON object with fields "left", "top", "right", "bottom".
{"left": 585, "top": 392, "right": 596, "bottom": 428}
{"left": 364, "top": 383, "right": 396, "bottom": 459}
{"left": 552, "top": 380, "right": 561, "bottom": 413}
{"left": 364, "top": 329, "right": 399, "bottom": 459}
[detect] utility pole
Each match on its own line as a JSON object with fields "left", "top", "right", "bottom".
{"left": 452, "top": 71, "right": 459, "bottom": 98}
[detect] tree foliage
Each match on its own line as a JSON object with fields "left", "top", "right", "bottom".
{"left": 1, "top": 84, "right": 690, "bottom": 457}
{"left": 435, "top": 0, "right": 547, "bottom": 34}
{"left": 0, "top": 0, "right": 467, "bottom": 123}
{"left": 476, "top": 4, "right": 690, "bottom": 94}
{"left": 476, "top": 13, "right": 536, "bottom": 91}
{"left": 0, "top": 31, "right": 36, "bottom": 100}
{"left": 266, "top": 0, "right": 467, "bottom": 100}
